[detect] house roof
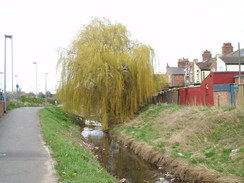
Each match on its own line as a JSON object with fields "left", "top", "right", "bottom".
{"left": 221, "top": 56, "right": 244, "bottom": 64}
{"left": 167, "top": 67, "right": 184, "bottom": 75}
{"left": 196, "top": 61, "right": 211, "bottom": 70}
{"left": 196, "top": 57, "right": 217, "bottom": 70}
{"left": 225, "top": 48, "right": 244, "bottom": 57}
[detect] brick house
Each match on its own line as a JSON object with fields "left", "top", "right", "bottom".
{"left": 221, "top": 46, "right": 244, "bottom": 71}
{"left": 166, "top": 64, "right": 185, "bottom": 87}
{"left": 166, "top": 58, "right": 194, "bottom": 87}
{"left": 193, "top": 43, "right": 244, "bottom": 85}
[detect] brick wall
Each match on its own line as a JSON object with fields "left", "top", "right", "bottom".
{"left": 170, "top": 75, "right": 184, "bottom": 87}
{"left": 214, "top": 91, "right": 230, "bottom": 106}
{"left": 234, "top": 77, "right": 244, "bottom": 84}
{"left": 235, "top": 84, "right": 244, "bottom": 106}
{"left": 0, "top": 101, "right": 4, "bottom": 117}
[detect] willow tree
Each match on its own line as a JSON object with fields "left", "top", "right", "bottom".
{"left": 57, "top": 18, "right": 157, "bottom": 131}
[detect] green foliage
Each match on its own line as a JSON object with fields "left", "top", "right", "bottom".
{"left": 7, "top": 102, "right": 40, "bottom": 110}
{"left": 40, "top": 107, "right": 116, "bottom": 183}
{"left": 138, "top": 103, "right": 183, "bottom": 122}
{"left": 19, "top": 96, "right": 56, "bottom": 105}
{"left": 221, "top": 106, "right": 236, "bottom": 112}
{"left": 57, "top": 18, "right": 158, "bottom": 131}
{"left": 7, "top": 97, "right": 56, "bottom": 111}
{"left": 153, "top": 74, "right": 168, "bottom": 92}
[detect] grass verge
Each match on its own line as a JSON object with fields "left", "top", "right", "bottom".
{"left": 7, "top": 102, "right": 41, "bottom": 110}
{"left": 39, "top": 106, "right": 116, "bottom": 183}
{"left": 113, "top": 103, "right": 244, "bottom": 181}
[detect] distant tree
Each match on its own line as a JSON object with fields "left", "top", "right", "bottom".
{"left": 27, "top": 92, "right": 35, "bottom": 97}
{"left": 46, "top": 91, "right": 53, "bottom": 98}
{"left": 57, "top": 18, "right": 159, "bottom": 131}
{"left": 153, "top": 74, "right": 169, "bottom": 91}
{"left": 38, "top": 92, "right": 45, "bottom": 98}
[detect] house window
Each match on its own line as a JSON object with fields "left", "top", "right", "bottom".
{"left": 197, "top": 70, "right": 199, "bottom": 82}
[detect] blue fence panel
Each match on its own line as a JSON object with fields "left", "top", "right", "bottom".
{"left": 214, "top": 84, "right": 231, "bottom": 91}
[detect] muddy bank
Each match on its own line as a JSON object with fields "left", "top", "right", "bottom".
{"left": 112, "top": 132, "right": 242, "bottom": 183}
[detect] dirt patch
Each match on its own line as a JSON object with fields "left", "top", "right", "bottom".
{"left": 113, "top": 132, "right": 242, "bottom": 183}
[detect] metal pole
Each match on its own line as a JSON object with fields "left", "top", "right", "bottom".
{"left": 11, "top": 37, "right": 13, "bottom": 100}
{"left": 33, "top": 62, "right": 37, "bottom": 97}
{"left": 238, "top": 42, "right": 241, "bottom": 84}
{"left": 15, "top": 75, "right": 18, "bottom": 99}
{"left": 4, "top": 36, "right": 7, "bottom": 112}
{"left": 45, "top": 73, "right": 48, "bottom": 104}
{"left": 36, "top": 63, "right": 37, "bottom": 97}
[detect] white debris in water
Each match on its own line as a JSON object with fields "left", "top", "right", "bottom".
{"left": 177, "top": 153, "right": 184, "bottom": 157}
{"left": 119, "top": 178, "right": 127, "bottom": 183}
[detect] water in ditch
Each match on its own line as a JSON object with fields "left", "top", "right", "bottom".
{"left": 81, "top": 120, "right": 183, "bottom": 183}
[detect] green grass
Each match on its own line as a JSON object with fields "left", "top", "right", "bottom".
{"left": 113, "top": 104, "right": 244, "bottom": 180}
{"left": 39, "top": 106, "right": 116, "bottom": 183}
{"left": 7, "top": 102, "right": 41, "bottom": 110}
{"left": 19, "top": 96, "right": 56, "bottom": 105}
{"left": 138, "top": 103, "right": 183, "bottom": 122}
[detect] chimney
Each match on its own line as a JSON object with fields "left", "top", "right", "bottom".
{"left": 178, "top": 57, "right": 189, "bottom": 68}
{"left": 222, "top": 42, "right": 233, "bottom": 55}
{"left": 202, "top": 50, "right": 212, "bottom": 61}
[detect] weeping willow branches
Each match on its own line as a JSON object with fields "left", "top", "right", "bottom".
{"left": 57, "top": 18, "right": 159, "bottom": 131}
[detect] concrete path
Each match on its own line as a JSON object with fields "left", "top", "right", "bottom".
{"left": 0, "top": 107, "right": 57, "bottom": 183}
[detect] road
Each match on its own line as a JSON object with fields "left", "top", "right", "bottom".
{"left": 0, "top": 107, "right": 57, "bottom": 183}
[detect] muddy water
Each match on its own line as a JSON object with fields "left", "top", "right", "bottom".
{"left": 81, "top": 121, "right": 183, "bottom": 183}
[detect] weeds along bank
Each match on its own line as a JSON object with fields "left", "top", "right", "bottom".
{"left": 112, "top": 104, "right": 244, "bottom": 183}
{"left": 39, "top": 107, "right": 116, "bottom": 183}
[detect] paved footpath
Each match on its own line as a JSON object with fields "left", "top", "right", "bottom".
{"left": 0, "top": 107, "right": 57, "bottom": 183}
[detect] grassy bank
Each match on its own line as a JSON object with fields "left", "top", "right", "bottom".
{"left": 7, "top": 97, "right": 56, "bottom": 110}
{"left": 113, "top": 104, "right": 244, "bottom": 182}
{"left": 39, "top": 107, "right": 116, "bottom": 183}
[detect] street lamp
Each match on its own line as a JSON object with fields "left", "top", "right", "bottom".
{"left": 45, "top": 73, "right": 48, "bottom": 104}
{"left": 4, "top": 34, "right": 13, "bottom": 112}
{"left": 33, "top": 62, "right": 37, "bottom": 97}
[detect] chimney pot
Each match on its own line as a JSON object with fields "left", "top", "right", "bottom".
{"left": 202, "top": 50, "right": 212, "bottom": 61}
{"left": 222, "top": 42, "right": 233, "bottom": 55}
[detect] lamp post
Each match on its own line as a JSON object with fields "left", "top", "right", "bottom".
{"left": 4, "top": 35, "right": 13, "bottom": 112}
{"left": 33, "top": 62, "right": 37, "bottom": 97}
{"left": 11, "top": 36, "right": 13, "bottom": 100}
{"left": 238, "top": 42, "right": 241, "bottom": 84}
{"left": 45, "top": 73, "right": 48, "bottom": 104}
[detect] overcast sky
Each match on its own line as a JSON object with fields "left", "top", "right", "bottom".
{"left": 1, "top": 0, "right": 244, "bottom": 93}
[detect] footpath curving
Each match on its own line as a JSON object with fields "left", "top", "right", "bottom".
{"left": 0, "top": 107, "right": 57, "bottom": 183}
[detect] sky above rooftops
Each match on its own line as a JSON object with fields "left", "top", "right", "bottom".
{"left": 0, "top": 0, "right": 244, "bottom": 93}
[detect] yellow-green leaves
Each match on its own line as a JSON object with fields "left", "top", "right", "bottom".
{"left": 57, "top": 18, "right": 158, "bottom": 131}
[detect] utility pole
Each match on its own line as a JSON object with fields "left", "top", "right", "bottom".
{"left": 33, "top": 62, "right": 37, "bottom": 97}
{"left": 11, "top": 36, "right": 13, "bottom": 100}
{"left": 45, "top": 73, "right": 48, "bottom": 104}
{"left": 238, "top": 42, "right": 241, "bottom": 84}
{"left": 4, "top": 35, "right": 13, "bottom": 112}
